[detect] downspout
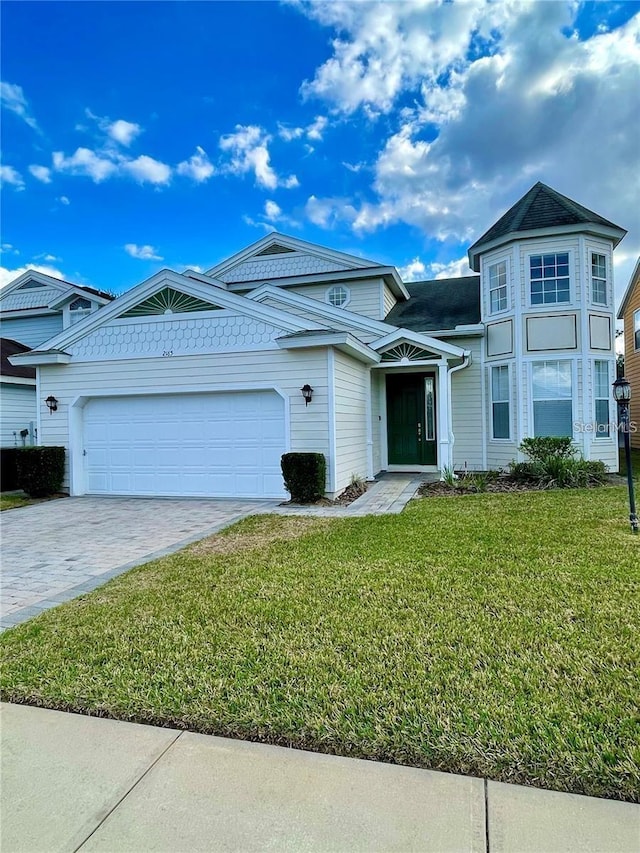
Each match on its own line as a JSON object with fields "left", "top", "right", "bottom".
{"left": 447, "top": 352, "right": 472, "bottom": 471}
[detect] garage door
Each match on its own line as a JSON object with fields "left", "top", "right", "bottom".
{"left": 83, "top": 391, "right": 286, "bottom": 498}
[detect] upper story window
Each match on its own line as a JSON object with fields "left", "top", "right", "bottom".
{"left": 327, "top": 285, "right": 349, "bottom": 308}
{"left": 530, "top": 253, "right": 570, "bottom": 305}
{"left": 635, "top": 309, "right": 640, "bottom": 351}
{"left": 488, "top": 261, "right": 508, "bottom": 313}
{"left": 591, "top": 253, "right": 607, "bottom": 305}
{"left": 69, "top": 296, "right": 92, "bottom": 326}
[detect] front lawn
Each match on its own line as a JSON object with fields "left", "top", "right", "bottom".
{"left": 1, "top": 489, "right": 639, "bottom": 801}
{"left": 0, "top": 494, "right": 30, "bottom": 511}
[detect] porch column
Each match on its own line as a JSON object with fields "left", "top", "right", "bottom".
{"left": 437, "top": 360, "right": 451, "bottom": 472}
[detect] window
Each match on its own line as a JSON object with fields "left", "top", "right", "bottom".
{"left": 68, "top": 296, "right": 92, "bottom": 326}
{"left": 491, "top": 365, "right": 510, "bottom": 439}
{"left": 635, "top": 309, "right": 640, "bottom": 352}
{"left": 594, "top": 361, "right": 610, "bottom": 438}
{"left": 532, "top": 361, "right": 573, "bottom": 437}
{"left": 591, "top": 253, "right": 607, "bottom": 305}
{"left": 327, "top": 285, "right": 349, "bottom": 308}
{"left": 530, "top": 253, "right": 570, "bottom": 305}
{"left": 489, "top": 261, "right": 507, "bottom": 313}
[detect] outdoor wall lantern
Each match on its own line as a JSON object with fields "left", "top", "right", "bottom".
{"left": 300, "top": 384, "right": 314, "bottom": 406}
{"left": 612, "top": 377, "right": 638, "bottom": 534}
{"left": 45, "top": 395, "right": 59, "bottom": 414}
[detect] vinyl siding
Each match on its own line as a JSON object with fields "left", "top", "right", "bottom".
{"left": 446, "top": 337, "right": 485, "bottom": 470}
{"left": 382, "top": 284, "right": 397, "bottom": 319}
{"left": 38, "top": 349, "right": 329, "bottom": 493}
{"left": 1, "top": 314, "right": 63, "bottom": 348}
{"left": 260, "top": 297, "right": 380, "bottom": 344}
{"left": 291, "top": 279, "right": 385, "bottom": 320}
{"left": 332, "top": 349, "right": 369, "bottom": 491}
{"left": 0, "top": 383, "right": 37, "bottom": 446}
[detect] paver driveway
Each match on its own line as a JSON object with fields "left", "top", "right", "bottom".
{"left": 1, "top": 496, "right": 275, "bottom": 629}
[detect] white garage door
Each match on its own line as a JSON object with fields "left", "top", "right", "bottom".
{"left": 83, "top": 391, "right": 286, "bottom": 498}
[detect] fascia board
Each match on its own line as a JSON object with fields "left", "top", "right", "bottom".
{"left": 248, "top": 284, "right": 394, "bottom": 337}
{"left": 277, "top": 332, "right": 380, "bottom": 364}
{"left": 372, "top": 328, "right": 466, "bottom": 358}
{"left": 48, "top": 288, "right": 111, "bottom": 310}
{"left": 10, "top": 351, "right": 71, "bottom": 365}
{"left": 0, "top": 375, "right": 36, "bottom": 386}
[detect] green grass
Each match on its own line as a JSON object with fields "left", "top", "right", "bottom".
{"left": 2, "top": 489, "right": 639, "bottom": 801}
{"left": 0, "top": 494, "right": 30, "bottom": 511}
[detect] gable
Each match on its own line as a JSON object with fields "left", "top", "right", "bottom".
{"left": 218, "top": 251, "right": 352, "bottom": 284}
{"left": 0, "top": 283, "right": 65, "bottom": 313}
{"left": 380, "top": 342, "right": 441, "bottom": 362}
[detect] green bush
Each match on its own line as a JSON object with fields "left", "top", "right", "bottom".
{"left": 16, "top": 446, "right": 65, "bottom": 497}
{"left": 519, "top": 436, "right": 575, "bottom": 462}
{"left": 511, "top": 455, "right": 607, "bottom": 489}
{"left": 281, "top": 453, "right": 326, "bottom": 503}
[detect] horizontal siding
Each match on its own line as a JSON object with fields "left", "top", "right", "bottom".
{"left": 38, "top": 349, "right": 329, "bottom": 493}
{"left": 622, "top": 278, "right": 640, "bottom": 449}
{"left": 1, "top": 314, "right": 63, "bottom": 348}
{"left": 332, "top": 349, "right": 369, "bottom": 491}
{"left": 260, "top": 297, "right": 380, "bottom": 344}
{"left": 291, "top": 279, "right": 384, "bottom": 320}
{"left": 0, "top": 383, "right": 37, "bottom": 446}
{"left": 447, "top": 337, "right": 485, "bottom": 470}
{"left": 383, "top": 284, "right": 397, "bottom": 318}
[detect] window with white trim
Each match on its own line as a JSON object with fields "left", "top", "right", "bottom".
{"left": 591, "top": 253, "right": 607, "bottom": 305}
{"left": 532, "top": 360, "right": 573, "bottom": 437}
{"left": 635, "top": 309, "right": 640, "bottom": 351}
{"left": 69, "top": 296, "right": 92, "bottom": 325}
{"left": 489, "top": 261, "right": 507, "bottom": 313}
{"left": 327, "top": 285, "right": 349, "bottom": 308}
{"left": 530, "top": 253, "right": 570, "bottom": 305}
{"left": 594, "top": 361, "right": 610, "bottom": 438}
{"left": 491, "top": 365, "right": 510, "bottom": 439}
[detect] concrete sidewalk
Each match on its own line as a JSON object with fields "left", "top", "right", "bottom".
{"left": 1, "top": 703, "right": 638, "bottom": 853}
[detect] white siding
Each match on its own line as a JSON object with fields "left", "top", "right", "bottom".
{"left": 220, "top": 252, "right": 350, "bottom": 283}
{"left": 0, "top": 383, "right": 37, "bottom": 446}
{"left": 332, "top": 349, "right": 369, "bottom": 491}
{"left": 447, "top": 337, "right": 485, "bottom": 470}
{"left": 290, "top": 279, "right": 385, "bottom": 320}
{"left": 38, "top": 349, "right": 330, "bottom": 493}
{"left": 260, "top": 297, "right": 380, "bottom": 344}
{"left": 1, "top": 314, "right": 64, "bottom": 348}
{"left": 383, "top": 284, "right": 397, "bottom": 318}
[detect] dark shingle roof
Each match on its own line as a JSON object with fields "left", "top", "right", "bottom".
{"left": 469, "top": 183, "right": 625, "bottom": 261}
{"left": 1, "top": 338, "right": 36, "bottom": 379}
{"left": 385, "top": 276, "right": 480, "bottom": 332}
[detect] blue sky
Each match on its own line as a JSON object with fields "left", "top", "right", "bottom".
{"left": 1, "top": 0, "right": 639, "bottom": 300}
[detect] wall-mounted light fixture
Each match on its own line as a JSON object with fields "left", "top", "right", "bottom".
{"left": 300, "top": 384, "right": 314, "bottom": 406}
{"left": 45, "top": 395, "right": 58, "bottom": 414}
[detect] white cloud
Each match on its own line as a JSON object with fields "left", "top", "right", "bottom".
{"left": 0, "top": 81, "right": 39, "bottom": 131}
{"left": 1, "top": 243, "right": 19, "bottom": 254}
{"left": 219, "top": 124, "right": 298, "bottom": 190}
{"left": 397, "top": 258, "right": 426, "bottom": 282}
{"left": 58, "top": 196, "right": 70, "bottom": 205}
{"left": 297, "top": 2, "right": 640, "bottom": 287}
{"left": 0, "top": 165, "right": 25, "bottom": 190}
{"left": 278, "top": 124, "right": 304, "bottom": 141}
{"left": 264, "top": 200, "right": 282, "bottom": 221}
{"left": 53, "top": 148, "right": 118, "bottom": 183}
{"left": 34, "top": 252, "right": 62, "bottom": 263}
{"left": 177, "top": 146, "right": 215, "bottom": 182}
{"left": 306, "top": 115, "right": 328, "bottom": 141}
{"left": 278, "top": 116, "right": 329, "bottom": 145}
{"left": 428, "top": 257, "right": 475, "bottom": 280}
{"left": 305, "top": 194, "right": 357, "bottom": 229}
{"left": 0, "top": 263, "right": 64, "bottom": 289}
{"left": 29, "top": 164, "right": 52, "bottom": 183}
{"left": 107, "top": 119, "right": 142, "bottom": 146}
{"left": 124, "top": 243, "right": 163, "bottom": 261}
{"left": 122, "top": 155, "right": 171, "bottom": 185}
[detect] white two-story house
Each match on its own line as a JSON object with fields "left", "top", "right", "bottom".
{"left": 10, "top": 182, "right": 625, "bottom": 498}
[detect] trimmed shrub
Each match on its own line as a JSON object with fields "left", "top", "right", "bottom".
{"left": 519, "top": 436, "right": 575, "bottom": 462}
{"left": 16, "top": 446, "right": 65, "bottom": 497}
{"left": 0, "top": 448, "right": 22, "bottom": 492}
{"left": 281, "top": 453, "right": 326, "bottom": 503}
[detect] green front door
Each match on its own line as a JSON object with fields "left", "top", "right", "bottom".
{"left": 386, "top": 374, "right": 437, "bottom": 465}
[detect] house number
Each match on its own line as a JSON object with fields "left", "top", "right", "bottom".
{"left": 162, "top": 349, "right": 174, "bottom": 357}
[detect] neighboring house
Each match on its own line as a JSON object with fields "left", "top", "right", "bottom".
{"left": 617, "top": 257, "right": 640, "bottom": 449}
{"left": 10, "top": 182, "right": 626, "bottom": 499}
{"left": 0, "top": 339, "right": 37, "bottom": 446}
{"left": 0, "top": 271, "right": 113, "bottom": 448}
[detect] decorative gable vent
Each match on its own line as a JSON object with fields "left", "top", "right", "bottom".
{"left": 381, "top": 343, "right": 437, "bottom": 362}
{"left": 120, "top": 287, "right": 221, "bottom": 318}
{"left": 17, "top": 281, "right": 47, "bottom": 289}
{"left": 256, "top": 244, "right": 295, "bottom": 256}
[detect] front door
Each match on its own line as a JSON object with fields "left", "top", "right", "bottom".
{"left": 386, "top": 374, "right": 437, "bottom": 465}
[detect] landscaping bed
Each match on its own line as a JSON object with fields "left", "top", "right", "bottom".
{"left": 1, "top": 488, "right": 638, "bottom": 801}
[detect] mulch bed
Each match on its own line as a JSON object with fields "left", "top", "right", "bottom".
{"left": 418, "top": 474, "right": 622, "bottom": 497}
